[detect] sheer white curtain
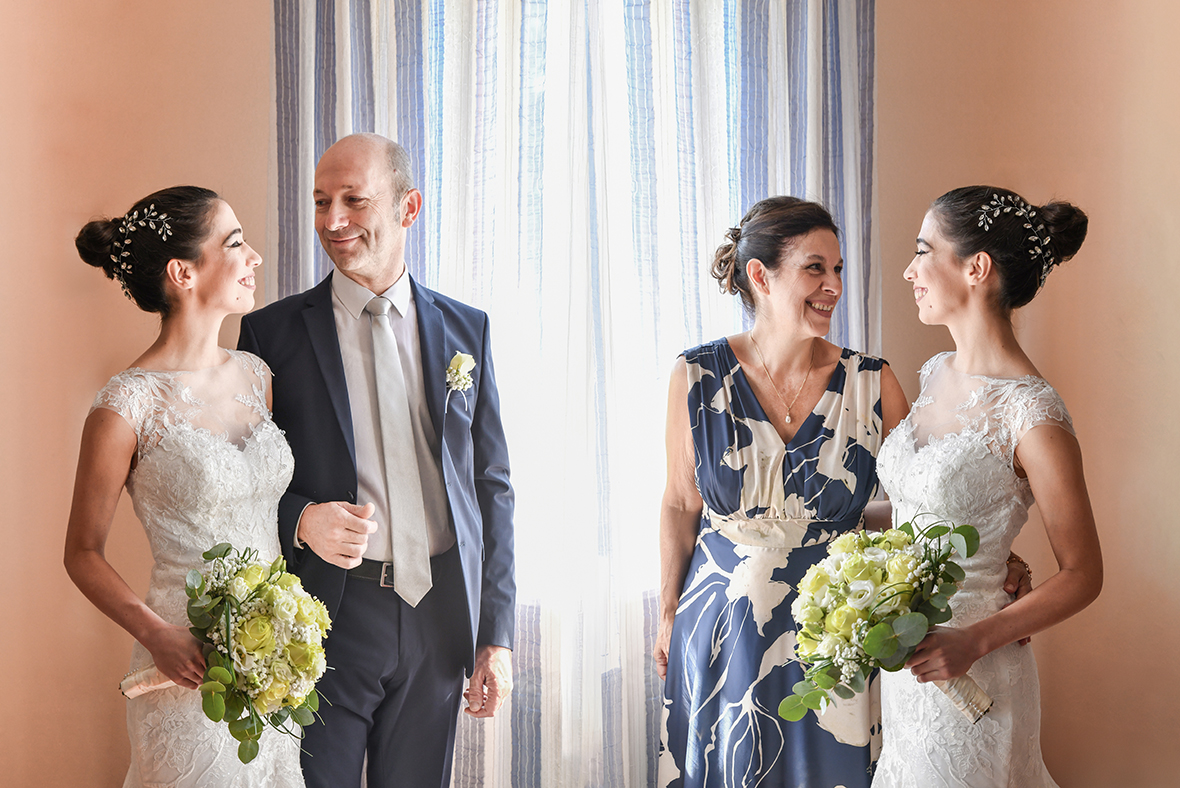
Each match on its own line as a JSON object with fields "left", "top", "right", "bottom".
{"left": 267, "top": 1, "right": 876, "bottom": 785}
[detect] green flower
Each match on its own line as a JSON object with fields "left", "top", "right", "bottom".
{"left": 828, "top": 533, "right": 859, "bottom": 555}
{"left": 236, "top": 615, "right": 276, "bottom": 657}
{"left": 799, "top": 564, "right": 832, "bottom": 597}
{"left": 882, "top": 528, "right": 912, "bottom": 550}
{"left": 824, "top": 604, "right": 863, "bottom": 640}
{"left": 841, "top": 554, "right": 883, "bottom": 586}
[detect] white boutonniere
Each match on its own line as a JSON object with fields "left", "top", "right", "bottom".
{"left": 445, "top": 352, "right": 475, "bottom": 411}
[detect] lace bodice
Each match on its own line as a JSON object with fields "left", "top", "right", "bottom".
{"left": 92, "top": 349, "right": 302, "bottom": 787}
{"left": 872, "top": 352, "right": 1070, "bottom": 787}
{"left": 877, "top": 351, "right": 1072, "bottom": 624}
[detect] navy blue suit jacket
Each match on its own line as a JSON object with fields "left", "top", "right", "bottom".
{"left": 238, "top": 272, "right": 515, "bottom": 669}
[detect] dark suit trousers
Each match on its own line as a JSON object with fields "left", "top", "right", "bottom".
{"left": 302, "top": 547, "right": 468, "bottom": 788}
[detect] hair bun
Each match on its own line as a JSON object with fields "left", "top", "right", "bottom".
{"left": 1038, "top": 201, "right": 1088, "bottom": 264}
{"left": 75, "top": 218, "right": 123, "bottom": 279}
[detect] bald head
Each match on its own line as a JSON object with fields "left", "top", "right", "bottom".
{"left": 320, "top": 133, "right": 415, "bottom": 198}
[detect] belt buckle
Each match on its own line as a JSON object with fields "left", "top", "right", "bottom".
{"left": 379, "top": 562, "right": 394, "bottom": 588}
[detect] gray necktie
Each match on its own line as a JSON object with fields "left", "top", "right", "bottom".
{"left": 365, "top": 296, "right": 432, "bottom": 606}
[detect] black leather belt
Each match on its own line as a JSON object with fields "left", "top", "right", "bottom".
{"left": 347, "top": 559, "right": 395, "bottom": 587}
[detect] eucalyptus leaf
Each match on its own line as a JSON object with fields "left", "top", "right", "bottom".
{"left": 207, "top": 650, "right": 223, "bottom": 669}
{"left": 223, "top": 693, "right": 245, "bottom": 724}
{"left": 953, "top": 525, "right": 980, "bottom": 556}
{"left": 189, "top": 626, "right": 210, "bottom": 642}
{"left": 778, "top": 695, "right": 807, "bottom": 722}
{"left": 202, "top": 691, "right": 226, "bottom": 722}
{"left": 208, "top": 666, "right": 234, "bottom": 685}
{"left": 228, "top": 717, "right": 252, "bottom": 742}
{"left": 926, "top": 606, "right": 953, "bottom": 626}
{"left": 899, "top": 522, "right": 914, "bottom": 538}
{"left": 185, "top": 570, "right": 203, "bottom": 594}
{"left": 812, "top": 672, "right": 837, "bottom": 690}
{"left": 188, "top": 611, "right": 213, "bottom": 630}
{"left": 305, "top": 690, "right": 320, "bottom": 712}
{"left": 847, "top": 670, "right": 866, "bottom": 694}
{"left": 949, "top": 532, "right": 968, "bottom": 559}
{"left": 863, "top": 621, "right": 899, "bottom": 660}
{"left": 892, "top": 612, "right": 929, "bottom": 648}
{"left": 929, "top": 593, "right": 949, "bottom": 611}
{"left": 199, "top": 680, "right": 226, "bottom": 694}
{"left": 943, "top": 562, "right": 966, "bottom": 583}
{"left": 291, "top": 706, "right": 314, "bottom": 727}
{"left": 203, "top": 543, "right": 233, "bottom": 561}
{"left": 238, "top": 738, "right": 260, "bottom": 764}
{"left": 878, "top": 647, "right": 909, "bottom": 670}
{"left": 832, "top": 683, "right": 856, "bottom": 700}
{"left": 802, "top": 690, "right": 828, "bottom": 711}
{"left": 938, "top": 582, "right": 958, "bottom": 597}
{"left": 925, "top": 524, "right": 950, "bottom": 539}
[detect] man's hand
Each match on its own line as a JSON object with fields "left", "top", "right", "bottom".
{"left": 297, "top": 501, "right": 377, "bottom": 569}
{"left": 464, "top": 645, "right": 513, "bottom": 718}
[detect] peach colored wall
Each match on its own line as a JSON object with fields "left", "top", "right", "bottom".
{"left": 878, "top": 2, "right": 1178, "bottom": 786}
{"left": 4, "top": 1, "right": 1174, "bottom": 785}
{"left": 0, "top": 1, "right": 271, "bottom": 784}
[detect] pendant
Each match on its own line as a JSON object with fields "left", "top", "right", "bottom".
{"left": 784, "top": 413, "right": 792, "bottom": 425}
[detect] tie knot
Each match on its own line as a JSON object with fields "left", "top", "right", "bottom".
{"left": 365, "top": 296, "right": 393, "bottom": 318}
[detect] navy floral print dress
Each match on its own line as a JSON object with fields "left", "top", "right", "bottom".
{"left": 659, "top": 339, "right": 887, "bottom": 788}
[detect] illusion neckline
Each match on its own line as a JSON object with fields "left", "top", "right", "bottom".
{"left": 125, "top": 348, "right": 237, "bottom": 376}
{"left": 939, "top": 352, "right": 1048, "bottom": 386}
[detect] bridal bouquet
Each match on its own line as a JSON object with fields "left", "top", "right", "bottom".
{"left": 121, "top": 544, "right": 331, "bottom": 763}
{"left": 778, "top": 517, "right": 993, "bottom": 724}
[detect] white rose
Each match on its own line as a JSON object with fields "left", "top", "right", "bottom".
{"left": 817, "top": 633, "right": 846, "bottom": 658}
{"left": 273, "top": 595, "right": 298, "bottom": 623}
{"left": 846, "top": 579, "right": 877, "bottom": 610}
{"left": 863, "top": 546, "right": 888, "bottom": 564}
{"left": 228, "top": 576, "right": 251, "bottom": 601}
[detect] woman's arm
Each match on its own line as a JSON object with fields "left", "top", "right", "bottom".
{"left": 861, "top": 364, "right": 908, "bottom": 532}
{"left": 906, "top": 424, "right": 1102, "bottom": 681}
{"left": 654, "top": 357, "right": 705, "bottom": 680}
{"left": 63, "top": 409, "right": 206, "bottom": 689}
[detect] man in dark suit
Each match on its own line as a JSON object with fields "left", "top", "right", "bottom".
{"left": 239, "top": 133, "right": 514, "bottom": 788}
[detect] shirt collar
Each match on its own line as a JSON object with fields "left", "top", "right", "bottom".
{"left": 331, "top": 268, "right": 413, "bottom": 319}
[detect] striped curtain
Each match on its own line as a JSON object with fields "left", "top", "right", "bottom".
{"left": 268, "top": 1, "right": 875, "bottom": 785}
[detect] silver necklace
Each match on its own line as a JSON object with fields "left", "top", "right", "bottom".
{"left": 749, "top": 335, "right": 815, "bottom": 425}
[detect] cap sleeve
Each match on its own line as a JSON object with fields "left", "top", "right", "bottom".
{"left": 90, "top": 373, "right": 149, "bottom": 446}
{"left": 918, "top": 351, "right": 951, "bottom": 389}
{"left": 1007, "top": 378, "right": 1075, "bottom": 449}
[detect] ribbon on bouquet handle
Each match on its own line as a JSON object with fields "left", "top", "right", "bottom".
{"left": 119, "top": 665, "right": 176, "bottom": 698}
{"left": 933, "top": 674, "right": 993, "bottom": 724}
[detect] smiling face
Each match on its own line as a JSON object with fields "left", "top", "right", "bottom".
{"left": 191, "top": 200, "right": 261, "bottom": 314}
{"left": 905, "top": 210, "right": 972, "bottom": 325}
{"left": 754, "top": 228, "right": 843, "bottom": 335}
{"left": 313, "top": 136, "right": 420, "bottom": 293}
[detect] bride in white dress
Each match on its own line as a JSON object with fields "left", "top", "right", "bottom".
{"left": 65, "top": 186, "right": 304, "bottom": 787}
{"left": 871, "top": 186, "right": 1103, "bottom": 787}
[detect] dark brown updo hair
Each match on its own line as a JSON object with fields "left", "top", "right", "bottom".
{"left": 710, "top": 196, "right": 840, "bottom": 313}
{"left": 930, "top": 186, "right": 1088, "bottom": 311}
{"left": 75, "top": 186, "right": 222, "bottom": 316}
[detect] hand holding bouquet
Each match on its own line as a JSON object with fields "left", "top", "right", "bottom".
{"left": 120, "top": 543, "right": 331, "bottom": 763}
{"left": 779, "top": 517, "right": 992, "bottom": 724}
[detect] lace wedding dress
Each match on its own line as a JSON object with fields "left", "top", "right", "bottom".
{"left": 872, "top": 352, "right": 1070, "bottom": 788}
{"left": 93, "top": 349, "right": 304, "bottom": 788}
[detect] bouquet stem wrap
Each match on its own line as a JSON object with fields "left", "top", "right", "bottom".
{"left": 120, "top": 666, "right": 176, "bottom": 699}
{"left": 933, "top": 674, "right": 993, "bottom": 724}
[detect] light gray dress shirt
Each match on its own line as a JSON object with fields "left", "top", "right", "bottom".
{"left": 331, "top": 270, "right": 454, "bottom": 560}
